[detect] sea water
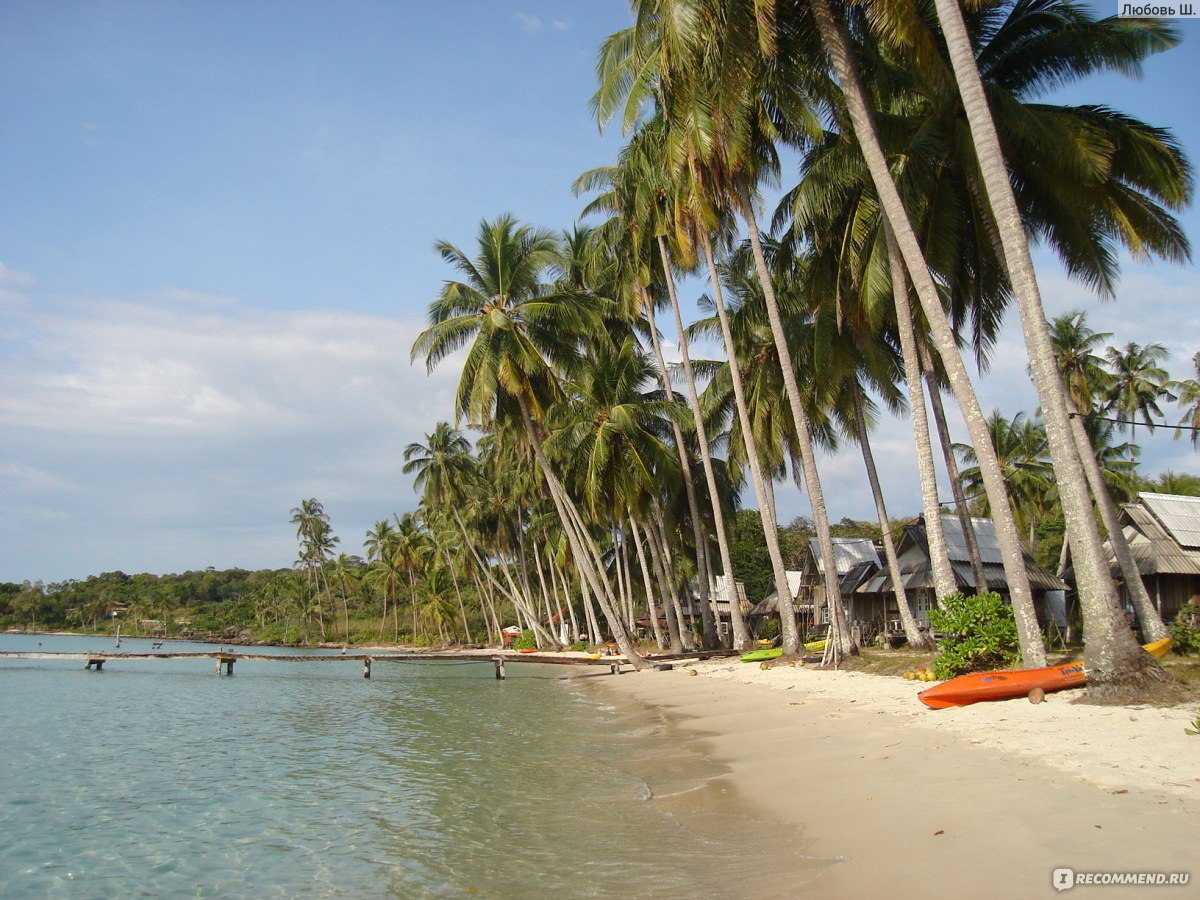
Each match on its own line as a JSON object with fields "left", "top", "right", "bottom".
{"left": 0, "top": 633, "right": 826, "bottom": 898}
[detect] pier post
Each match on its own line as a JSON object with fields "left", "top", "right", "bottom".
{"left": 216, "top": 656, "right": 234, "bottom": 676}
{"left": 363, "top": 657, "right": 372, "bottom": 679}
{"left": 85, "top": 658, "right": 105, "bottom": 671}
{"left": 494, "top": 657, "right": 506, "bottom": 680}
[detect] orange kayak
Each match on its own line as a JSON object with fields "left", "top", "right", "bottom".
{"left": 918, "top": 662, "right": 1085, "bottom": 709}
{"left": 919, "top": 639, "right": 1170, "bottom": 709}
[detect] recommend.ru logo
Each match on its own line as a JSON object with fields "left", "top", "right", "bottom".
{"left": 1053, "top": 868, "right": 1191, "bottom": 890}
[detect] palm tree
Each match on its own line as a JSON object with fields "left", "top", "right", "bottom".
{"left": 593, "top": 9, "right": 857, "bottom": 658}
{"left": 1105, "top": 341, "right": 1176, "bottom": 450}
{"left": 412, "top": 215, "right": 644, "bottom": 668}
{"left": 926, "top": 0, "right": 1177, "bottom": 686}
{"left": 363, "top": 519, "right": 399, "bottom": 641}
{"left": 955, "top": 411, "right": 1054, "bottom": 546}
{"left": 1170, "top": 352, "right": 1200, "bottom": 449}
{"left": 1049, "top": 312, "right": 1167, "bottom": 640}
{"left": 576, "top": 126, "right": 741, "bottom": 649}
{"left": 330, "top": 553, "right": 358, "bottom": 643}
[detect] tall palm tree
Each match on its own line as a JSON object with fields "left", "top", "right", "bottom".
{"left": 1171, "top": 352, "right": 1200, "bottom": 451}
{"left": 955, "top": 411, "right": 1054, "bottom": 546}
{"left": 1105, "top": 341, "right": 1175, "bottom": 450}
{"left": 805, "top": 0, "right": 1055, "bottom": 666}
{"left": 593, "top": 8, "right": 858, "bottom": 658}
{"left": 412, "top": 215, "right": 644, "bottom": 668}
{"left": 1049, "top": 312, "right": 1167, "bottom": 640}
{"left": 927, "top": 0, "right": 1179, "bottom": 686}
{"left": 577, "top": 125, "right": 742, "bottom": 649}
{"left": 1170, "top": 352, "right": 1200, "bottom": 449}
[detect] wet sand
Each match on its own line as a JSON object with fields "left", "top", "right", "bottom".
{"left": 589, "top": 659, "right": 1199, "bottom": 899}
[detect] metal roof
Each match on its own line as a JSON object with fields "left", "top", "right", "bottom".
{"left": 1111, "top": 497, "right": 1200, "bottom": 576}
{"left": 1140, "top": 492, "right": 1200, "bottom": 551}
{"left": 864, "top": 516, "right": 1065, "bottom": 593}
{"left": 939, "top": 515, "right": 1004, "bottom": 565}
{"left": 808, "top": 537, "right": 882, "bottom": 575}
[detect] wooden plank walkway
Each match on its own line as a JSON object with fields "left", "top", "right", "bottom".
{"left": 0, "top": 648, "right": 735, "bottom": 679}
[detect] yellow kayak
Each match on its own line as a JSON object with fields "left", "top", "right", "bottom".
{"left": 803, "top": 639, "right": 826, "bottom": 653}
{"left": 1143, "top": 637, "right": 1172, "bottom": 660}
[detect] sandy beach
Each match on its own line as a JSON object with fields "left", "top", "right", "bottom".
{"left": 590, "top": 658, "right": 1199, "bottom": 899}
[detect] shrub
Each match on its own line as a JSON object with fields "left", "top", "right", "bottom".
{"left": 1170, "top": 602, "right": 1200, "bottom": 655}
{"left": 928, "top": 591, "right": 1020, "bottom": 680}
{"left": 512, "top": 628, "right": 536, "bottom": 651}
{"left": 569, "top": 640, "right": 589, "bottom": 652}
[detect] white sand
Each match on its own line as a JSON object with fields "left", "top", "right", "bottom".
{"left": 592, "top": 658, "right": 1200, "bottom": 899}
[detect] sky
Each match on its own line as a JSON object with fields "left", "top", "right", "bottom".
{"left": 1, "top": 2, "right": 1198, "bottom": 584}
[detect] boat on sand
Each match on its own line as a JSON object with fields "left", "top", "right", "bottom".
{"left": 918, "top": 639, "right": 1171, "bottom": 709}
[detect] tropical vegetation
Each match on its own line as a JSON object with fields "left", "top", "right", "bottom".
{"left": 6, "top": 2, "right": 1198, "bottom": 698}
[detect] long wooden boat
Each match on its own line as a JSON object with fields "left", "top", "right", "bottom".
{"left": 919, "top": 639, "right": 1171, "bottom": 709}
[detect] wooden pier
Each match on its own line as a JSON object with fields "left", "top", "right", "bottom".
{"left": 0, "top": 648, "right": 735, "bottom": 680}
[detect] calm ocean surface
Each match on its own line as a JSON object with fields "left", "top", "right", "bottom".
{"left": 0, "top": 634, "right": 823, "bottom": 898}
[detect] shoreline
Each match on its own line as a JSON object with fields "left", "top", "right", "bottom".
{"left": 587, "top": 658, "right": 1199, "bottom": 898}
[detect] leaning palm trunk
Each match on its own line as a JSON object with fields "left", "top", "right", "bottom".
{"left": 628, "top": 511, "right": 667, "bottom": 649}
{"left": 920, "top": 343, "right": 989, "bottom": 592}
{"left": 453, "top": 510, "right": 556, "bottom": 647}
{"left": 736, "top": 190, "right": 855, "bottom": 660}
{"left": 443, "top": 547, "right": 473, "bottom": 645}
{"left": 1066, "top": 401, "right": 1167, "bottom": 641}
{"left": 853, "top": 390, "right": 933, "bottom": 650}
{"left": 517, "top": 401, "right": 643, "bottom": 668}
{"left": 699, "top": 231, "right": 790, "bottom": 651}
{"left": 657, "top": 235, "right": 740, "bottom": 649}
{"left": 648, "top": 508, "right": 690, "bottom": 652}
{"left": 888, "top": 233, "right": 958, "bottom": 602}
{"left": 932, "top": 0, "right": 1150, "bottom": 685}
{"left": 811, "top": 0, "right": 1045, "bottom": 666}
{"left": 639, "top": 285, "right": 716, "bottom": 645}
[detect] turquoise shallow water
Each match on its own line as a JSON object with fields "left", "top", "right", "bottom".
{"left": 1, "top": 634, "right": 823, "bottom": 898}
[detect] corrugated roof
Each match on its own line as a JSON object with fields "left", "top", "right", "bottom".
{"left": 1140, "top": 492, "right": 1200, "bottom": 550}
{"left": 864, "top": 517, "right": 1065, "bottom": 593}
{"left": 760, "top": 571, "right": 803, "bottom": 606}
{"left": 1111, "top": 498, "right": 1200, "bottom": 576}
{"left": 808, "top": 537, "right": 882, "bottom": 575}
{"left": 939, "top": 515, "right": 1003, "bottom": 565}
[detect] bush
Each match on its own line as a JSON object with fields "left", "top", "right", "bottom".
{"left": 512, "top": 629, "right": 536, "bottom": 651}
{"left": 928, "top": 591, "right": 1020, "bottom": 680}
{"left": 1170, "top": 602, "right": 1200, "bottom": 655}
{"left": 569, "top": 640, "right": 589, "bottom": 652}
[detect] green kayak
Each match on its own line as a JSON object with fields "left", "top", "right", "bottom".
{"left": 739, "top": 647, "right": 783, "bottom": 663}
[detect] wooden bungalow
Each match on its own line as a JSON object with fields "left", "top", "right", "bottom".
{"left": 796, "top": 538, "right": 884, "bottom": 642}
{"left": 856, "top": 515, "right": 1067, "bottom": 634}
{"left": 1104, "top": 492, "right": 1200, "bottom": 622}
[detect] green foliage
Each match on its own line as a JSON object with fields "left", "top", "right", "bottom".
{"left": 569, "top": 640, "right": 589, "bottom": 652}
{"left": 729, "top": 509, "right": 772, "bottom": 605}
{"left": 1170, "top": 602, "right": 1200, "bottom": 655}
{"left": 512, "top": 629, "right": 537, "bottom": 651}
{"left": 928, "top": 592, "right": 1020, "bottom": 680}
{"left": 757, "top": 616, "right": 781, "bottom": 641}
{"left": 1185, "top": 713, "right": 1200, "bottom": 736}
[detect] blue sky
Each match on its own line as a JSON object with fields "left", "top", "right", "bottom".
{"left": 2, "top": 2, "right": 1198, "bottom": 583}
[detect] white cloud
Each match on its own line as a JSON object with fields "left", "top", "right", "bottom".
{"left": 514, "top": 12, "right": 542, "bottom": 32}
{"left": 0, "top": 286, "right": 466, "bottom": 581}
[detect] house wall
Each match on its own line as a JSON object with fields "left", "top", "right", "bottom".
{"left": 1124, "top": 574, "right": 1200, "bottom": 622}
